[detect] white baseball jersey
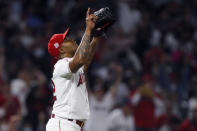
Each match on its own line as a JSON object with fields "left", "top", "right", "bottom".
{"left": 51, "top": 57, "right": 90, "bottom": 120}
{"left": 107, "top": 109, "right": 135, "bottom": 131}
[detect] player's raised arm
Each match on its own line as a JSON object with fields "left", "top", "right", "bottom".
{"left": 69, "top": 8, "right": 98, "bottom": 73}
{"left": 83, "top": 37, "right": 100, "bottom": 73}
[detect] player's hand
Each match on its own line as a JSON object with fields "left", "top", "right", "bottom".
{"left": 85, "top": 8, "right": 97, "bottom": 33}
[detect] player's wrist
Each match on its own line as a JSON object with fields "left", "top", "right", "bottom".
{"left": 85, "top": 28, "right": 92, "bottom": 35}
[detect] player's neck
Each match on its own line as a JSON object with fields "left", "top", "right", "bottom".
{"left": 60, "top": 53, "right": 73, "bottom": 59}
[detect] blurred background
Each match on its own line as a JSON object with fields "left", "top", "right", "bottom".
{"left": 0, "top": 0, "right": 197, "bottom": 131}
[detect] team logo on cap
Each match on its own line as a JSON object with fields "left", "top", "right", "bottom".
{"left": 54, "top": 43, "right": 59, "bottom": 48}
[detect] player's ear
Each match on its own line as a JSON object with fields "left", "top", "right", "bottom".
{"left": 59, "top": 46, "right": 65, "bottom": 54}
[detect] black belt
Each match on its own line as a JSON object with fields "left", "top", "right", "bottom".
{"left": 51, "top": 114, "right": 84, "bottom": 128}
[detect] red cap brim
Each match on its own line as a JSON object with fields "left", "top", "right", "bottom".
{"left": 63, "top": 28, "right": 70, "bottom": 40}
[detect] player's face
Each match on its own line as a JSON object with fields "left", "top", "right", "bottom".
{"left": 69, "top": 40, "right": 78, "bottom": 53}
{"left": 61, "top": 40, "right": 78, "bottom": 57}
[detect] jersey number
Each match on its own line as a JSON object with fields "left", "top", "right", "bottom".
{"left": 51, "top": 80, "right": 57, "bottom": 101}
{"left": 77, "top": 74, "right": 83, "bottom": 86}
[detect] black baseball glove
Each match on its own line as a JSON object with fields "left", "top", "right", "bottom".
{"left": 92, "top": 7, "right": 115, "bottom": 37}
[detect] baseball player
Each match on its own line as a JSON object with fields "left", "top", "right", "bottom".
{"left": 46, "top": 8, "right": 99, "bottom": 131}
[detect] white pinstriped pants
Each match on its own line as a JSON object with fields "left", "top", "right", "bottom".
{"left": 46, "top": 118, "right": 81, "bottom": 131}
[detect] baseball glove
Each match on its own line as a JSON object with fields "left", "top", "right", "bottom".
{"left": 92, "top": 7, "right": 115, "bottom": 37}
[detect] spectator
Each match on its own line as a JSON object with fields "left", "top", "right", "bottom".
{"left": 0, "top": 83, "right": 21, "bottom": 131}
{"left": 10, "top": 69, "right": 32, "bottom": 117}
{"left": 178, "top": 106, "right": 197, "bottom": 131}
{"left": 84, "top": 64, "right": 122, "bottom": 131}
{"left": 129, "top": 74, "right": 165, "bottom": 131}
{"left": 25, "top": 70, "right": 50, "bottom": 131}
{"left": 117, "top": 0, "right": 141, "bottom": 34}
{"left": 156, "top": 96, "right": 181, "bottom": 131}
{"left": 107, "top": 97, "right": 135, "bottom": 131}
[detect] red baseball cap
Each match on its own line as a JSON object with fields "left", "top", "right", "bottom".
{"left": 48, "top": 28, "right": 70, "bottom": 58}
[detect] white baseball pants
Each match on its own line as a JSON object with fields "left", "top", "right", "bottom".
{"left": 46, "top": 118, "right": 81, "bottom": 131}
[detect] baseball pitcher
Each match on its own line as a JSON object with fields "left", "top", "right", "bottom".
{"left": 46, "top": 7, "right": 114, "bottom": 131}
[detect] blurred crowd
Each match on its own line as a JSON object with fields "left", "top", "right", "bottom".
{"left": 0, "top": 0, "right": 197, "bottom": 131}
